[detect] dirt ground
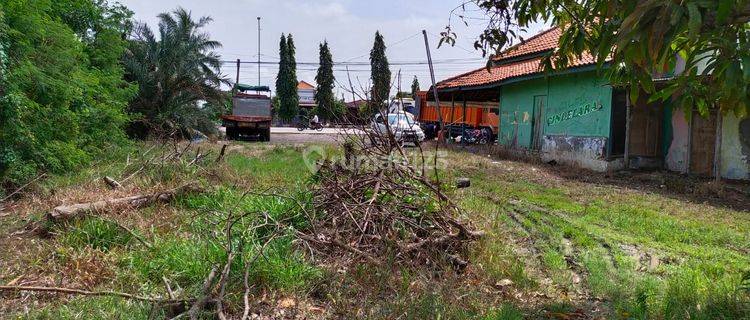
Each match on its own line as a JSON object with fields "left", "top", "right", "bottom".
{"left": 446, "top": 142, "right": 750, "bottom": 212}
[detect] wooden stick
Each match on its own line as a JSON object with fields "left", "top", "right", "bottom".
{"left": 1, "top": 173, "right": 46, "bottom": 203}
{"left": 0, "top": 285, "right": 181, "bottom": 303}
{"left": 103, "top": 176, "right": 122, "bottom": 189}
{"left": 162, "top": 277, "right": 176, "bottom": 300}
{"left": 188, "top": 266, "right": 218, "bottom": 320}
{"left": 216, "top": 145, "right": 228, "bottom": 163}
{"left": 112, "top": 220, "right": 153, "bottom": 249}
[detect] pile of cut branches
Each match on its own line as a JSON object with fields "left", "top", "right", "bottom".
{"left": 300, "top": 122, "right": 483, "bottom": 269}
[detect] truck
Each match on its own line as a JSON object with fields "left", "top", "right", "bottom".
{"left": 222, "top": 84, "right": 272, "bottom": 142}
{"left": 415, "top": 91, "right": 499, "bottom": 142}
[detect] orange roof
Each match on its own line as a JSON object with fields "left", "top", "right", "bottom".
{"left": 437, "top": 58, "right": 544, "bottom": 89}
{"left": 493, "top": 27, "right": 561, "bottom": 61}
{"left": 436, "top": 26, "right": 603, "bottom": 90}
{"left": 297, "top": 80, "right": 315, "bottom": 90}
{"left": 436, "top": 52, "right": 597, "bottom": 90}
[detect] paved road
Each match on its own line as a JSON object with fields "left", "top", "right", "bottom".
{"left": 270, "top": 126, "right": 362, "bottom": 144}
{"left": 218, "top": 126, "right": 362, "bottom": 144}
{"left": 271, "top": 127, "right": 356, "bottom": 135}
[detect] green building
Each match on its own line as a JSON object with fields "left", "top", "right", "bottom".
{"left": 432, "top": 27, "right": 749, "bottom": 179}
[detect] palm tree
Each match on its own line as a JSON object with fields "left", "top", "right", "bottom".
{"left": 124, "top": 7, "right": 229, "bottom": 138}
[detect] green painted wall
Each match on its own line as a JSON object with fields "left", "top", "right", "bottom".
{"left": 498, "top": 71, "right": 613, "bottom": 149}
{"left": 544, "top": 72, "right": 612, "bottom": 136}
{"left": 499, "top": 78, "right": 547, "bottom": 148}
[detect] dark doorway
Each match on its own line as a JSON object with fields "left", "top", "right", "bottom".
{"left": 531, "top": 95, "right": 547, "bottom": 151}
{"left": 610, "top": 89, "right": 627, "bottom": 157}
{"left": 629, "top": 103, "right": 664, "bottom": 157}
{"left": 689, "top": 111, "right": 717, "bottom": 176}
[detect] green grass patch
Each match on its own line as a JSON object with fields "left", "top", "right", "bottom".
{"left": 58, "top": 217, "right": 136, "bottom": 252}
{"left": 23, "top": 296, "right": 154, "bottom": 320}
{"left": 226, "top": 145, "right": 312, "bottom": 186}
{"left": 483, "top": 303, "right": 524, "bottom": 320}
{"left": 124, "top": 236, "right": 225, "bottom": 292}
{"left": 246, "top": 235, "right": 322, "bottom": 291}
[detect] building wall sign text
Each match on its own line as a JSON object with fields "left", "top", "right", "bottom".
{"left": 547, "top": 101, "right": 603, "bottom": 126}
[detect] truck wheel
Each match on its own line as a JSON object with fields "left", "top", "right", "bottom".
{"left": 264, "top": 129, "right": 271, "bottom": 142}
{"left": 226, "top": 128, "right": 236, "bottom": 140}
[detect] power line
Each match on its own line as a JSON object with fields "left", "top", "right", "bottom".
{"left": 219, "top": 57, "right": 486, "bottom": 66}
{"left": 341, "top": 31, "right": 423, "bottom": 62}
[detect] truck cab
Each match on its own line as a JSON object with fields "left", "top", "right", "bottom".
{"left": 222, "top": 84, "right": 272, "bottom": 141}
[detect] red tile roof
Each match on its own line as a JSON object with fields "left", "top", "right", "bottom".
{"left": 436, "top": 52, "right": 598, "bottom": 89}
{"left": 493, "top": 27, "right": 561, "bottom": 61}
{"left": 437, "top": 58, "right": 544, "bottom": 89}
{"left": 436, "top": 27, "right": 601, "bottom": 90}
{"left": 297, "top": 80, "right": 315, "bottom": 90}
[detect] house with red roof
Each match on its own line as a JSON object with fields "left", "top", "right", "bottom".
{"left": 297, "top": 80, "right": 317, "bottom": 111}
{"left": 430, "top": 27, "right": 624, "bottom": 171}
{"left": 429, "top": 27, "right": 750, "bottom": 180}
{"left": 427, "top": 27, "right": 750, "bottom": 179}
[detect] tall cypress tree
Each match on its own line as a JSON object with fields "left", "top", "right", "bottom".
{"left": 275, "top": 34, "right": 293, "bottom": 121}
{"left": 286, "top": 34, "right": 299, "bottom": 118}
{"left": 411, "top": 76, "right": 420, "bottom": 97}
{"left": 275, "top": 33, "right": 298, "bottom": 122}
{"left": 369, "top": 31, "right": 391, "bottom": 112}
{"left": 314, "top": 41, "right": 337, "bottom": 121}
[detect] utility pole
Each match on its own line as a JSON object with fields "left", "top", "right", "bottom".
{"left": 346, "top": 65, "right": 356, "bottom": 102}
{"left": 422, "top": 30, "right": 443, "bottom": 186}
{"left": 234, "top": 58, "right": 240, "bottom": 95}
{"left": 422, "top": 30, "right": 444, "bottom": 131}
{"left": 257, "top": 17, "right": 262, "bottom": 90}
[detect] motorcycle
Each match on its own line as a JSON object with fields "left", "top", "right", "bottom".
{"left": 462, "top": 128, "right": 491, "bottom": 144}
{"left": 297, "top": 121, "right": 324, "bottom": 131}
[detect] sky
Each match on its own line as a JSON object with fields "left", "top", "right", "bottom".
{"left": 120, "top": 0, "right": 547, "bottom": 100}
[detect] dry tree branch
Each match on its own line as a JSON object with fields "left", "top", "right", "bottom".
{"left": 0, "top": 285, "right": 183, "bottom": 303}
{"left": 187, "top": 266, "right": 219, "bottom": 320}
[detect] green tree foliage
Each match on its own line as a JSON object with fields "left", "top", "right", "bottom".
{"left": 411, "top": 76, "right": 420, "bottom": 97}
{"left": 275, "top": 34, "right": 290, "bottom": 118}
{"left": 275, "top": 34, "right": 299, "bottom": 122}
{"left": 0, "top": 0, "right": 135, "bottom": 186}
{"left": 370, "top": 31, "right": 391, "bottom": 111}
{"left": 123, "top": 8, "right": 228, "bottom": 138}
{"left": 443, "top": 0, "right": 750, "bottom": 117}
{"left": 314, "top": 41, "right": 340, "bottom": 121}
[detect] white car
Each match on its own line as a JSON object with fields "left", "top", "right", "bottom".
{"left": 371, "top": 112, "right": 426, "bottom": 144}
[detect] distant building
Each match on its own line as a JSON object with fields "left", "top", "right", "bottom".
{"left": 297, "top": 81, "right": 317, "bottom": 112}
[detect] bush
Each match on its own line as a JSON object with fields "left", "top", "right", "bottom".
{"left": 0, "top": 0, "right": 134, "bottom": 187}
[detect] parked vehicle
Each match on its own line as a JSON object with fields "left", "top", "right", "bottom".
{"left": 461, "top": 128, "right": 493, "bottom": 144}
{"left": 222, "top": 84, "right": 272, "bottom": 141}
{"left": 415, "top": 91, "right": 499, "bottom": 141}
{"left": 387, "top": 98, "right": 417, "bottom": 115}
{"left": 371, "top": 112, "right": 426, "bottom": 144}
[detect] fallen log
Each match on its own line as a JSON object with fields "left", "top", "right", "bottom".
{"left": 0, "top": 285, "right": 183, "bottom": 303}
{"left": 47, "top": 184, "right": 204, "bottom": 223}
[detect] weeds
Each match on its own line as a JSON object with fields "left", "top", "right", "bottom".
{"left": 58, "top": 217, "right": 136, "bottom": 252}
{"left": 4, "top": 142, "right": 749, "bottom": 319}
